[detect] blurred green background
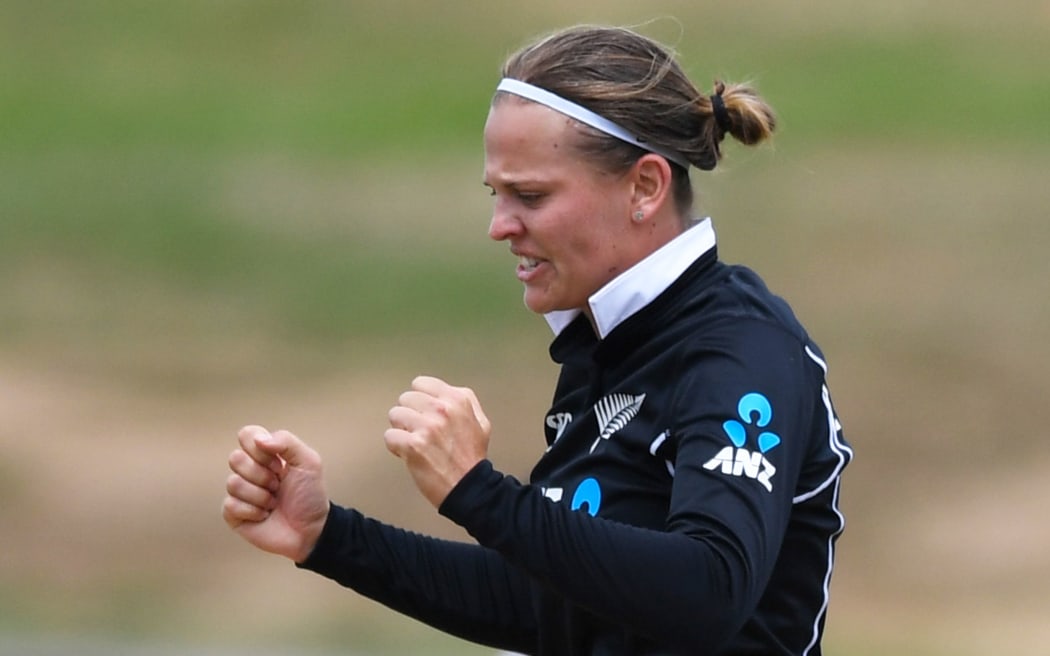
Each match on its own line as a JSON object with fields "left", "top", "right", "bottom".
{"left": 2, "top": 1, "right": 1048, "bottom": 654}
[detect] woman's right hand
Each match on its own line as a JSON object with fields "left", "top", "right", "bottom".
{"left": 222, "top": 425, "right": 330, "bottom": 563}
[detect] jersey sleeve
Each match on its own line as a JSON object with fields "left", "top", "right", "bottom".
{"left": 296, "top": 503, "right": 538, "bottom": 653}
{"left": 439, "top": 320, "right": 820, "bottom": 653}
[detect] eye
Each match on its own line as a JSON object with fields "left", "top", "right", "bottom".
{"left": 483, "top": 183, "right": 546, "bottom": 207}
{"left": 516, "top": 191, "right": 545, "bottom": 207}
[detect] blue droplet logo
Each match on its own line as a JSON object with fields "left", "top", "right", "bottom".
{"left": 757, "top": 431, "right": 781, "bottom": 453}
{"left": 738, "top": 392, "right": 773, "bottom": 428}
{"left": 722, "top": 393, "right": 781, "bottom": 453}
{"left": 722, "top": 419, "right": 747, "bottom": 447}
{"left": 570, "top": 477, "right": 602, "bottom": 516}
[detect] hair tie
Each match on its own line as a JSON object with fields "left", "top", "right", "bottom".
{"left": 710, "top": 93, "right": 731, "bottom": 133}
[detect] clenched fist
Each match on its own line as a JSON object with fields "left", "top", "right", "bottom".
{"left": 385, "top": 376, "right": 492, "bottom": 507}
{"left": 222, "top": 425, "right": 330, "bottom": 563}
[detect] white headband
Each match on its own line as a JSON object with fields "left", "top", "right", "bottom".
{"left": 496, "top": 78, "right": 690, "bottom": 169}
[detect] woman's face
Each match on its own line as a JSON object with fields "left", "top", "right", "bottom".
{"left": 483, "top": 99, "right": 638, "bottom": 316}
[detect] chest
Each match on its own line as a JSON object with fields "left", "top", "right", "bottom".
{"left": 529, "top": 360, "right": 679, "bottom": 530}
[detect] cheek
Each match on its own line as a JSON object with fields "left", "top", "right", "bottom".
{"left": 545, "top": 191, "right": 627, "bottom": 275}
{"left": 561, "top": 224, "right": 625, "bottom": 283}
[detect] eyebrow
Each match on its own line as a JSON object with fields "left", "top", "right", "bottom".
{"left": 482, "top": 175, "right": 549, "bottom": 189}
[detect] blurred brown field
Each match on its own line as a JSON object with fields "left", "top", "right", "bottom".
{"left": 4, "top": 145, "right": 1049, "bottom": 654}
{"left": 2, "top": 1, "right": 1049, "bottom": 654}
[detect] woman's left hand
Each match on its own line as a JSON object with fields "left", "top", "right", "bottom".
{"left": 385, "top": 375, "right": 492, "bottom": 507}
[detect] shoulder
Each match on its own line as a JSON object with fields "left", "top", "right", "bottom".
{"left": 708, "top": 264, "right": 809, "bottom": 338}
{"left": 665, "top": 279, "right": 827, "bottom": 424}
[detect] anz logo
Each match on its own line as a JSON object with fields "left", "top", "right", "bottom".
{"left": 703, "top": 392, "right": 782, "bottom": 492}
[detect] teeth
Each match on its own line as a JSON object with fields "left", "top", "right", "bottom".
{"left": 519, "top": 255, "right": 540, "bottom": 271}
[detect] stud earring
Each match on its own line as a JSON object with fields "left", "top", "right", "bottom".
{"left": 632, "top": 210, "right": 645, "bottom": 223}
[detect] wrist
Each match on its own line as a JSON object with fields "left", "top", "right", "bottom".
{"left": 294, "top": 501, "right": 332, "bottom": 564}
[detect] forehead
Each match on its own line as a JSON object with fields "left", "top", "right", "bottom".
{"left": 483, "top": 99, "right": 583, "bottom": 182}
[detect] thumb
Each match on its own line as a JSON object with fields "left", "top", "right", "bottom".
{"left": 463, "top": 387, "right": 492, "bottom": 433}
{"left": 256, "top": 429, "right": 319, "bottom": 469}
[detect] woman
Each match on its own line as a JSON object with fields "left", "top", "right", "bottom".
{"left": 223, "top": 25, "right": 852, "bottom": 655}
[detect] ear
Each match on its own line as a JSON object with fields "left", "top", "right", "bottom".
{"left": 629, "top": 154, "right": 674, "bottom": 223}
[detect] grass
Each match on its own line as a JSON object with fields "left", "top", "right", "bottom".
{"left": 3, "top": 1, "right": 1047, "bottom": 351}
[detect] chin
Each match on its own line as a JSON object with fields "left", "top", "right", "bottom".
{"left": 523, "top": 291, "right": 557, "bottom": 315}
{"left": 525, "top": 294, "right": 583, "bottom": 319}
{"left": 523, "top": 300, "right": 551, "bottom": 315}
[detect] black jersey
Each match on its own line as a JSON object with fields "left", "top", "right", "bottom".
{"left": 299, "top": 220, "right": 852, "bottom": 655}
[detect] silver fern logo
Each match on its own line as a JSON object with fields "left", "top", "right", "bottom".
{"left": 590, "top": 393, "right": 646, "bottom": 453}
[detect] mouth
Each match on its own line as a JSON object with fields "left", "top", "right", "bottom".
{"left": 518, "top": 254, "right": 542, "bottom": 272}
{"left": 514, "top": 251, "right": 548, "bottom": 282}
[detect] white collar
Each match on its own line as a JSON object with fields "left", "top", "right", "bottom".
{"left": 544, "top": 217, "right": 717, "bottom": 339}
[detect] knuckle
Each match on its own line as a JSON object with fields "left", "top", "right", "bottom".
{"left": 228, "top": 475, "right": 255, "bottom": 500}
{"left": 383, "top": 428, "right": 402, "bottom": 453}
{"left": 433, "top": 400, "right": 452, "bottom": 418}
{"left": 406, "top": 436, "right": 429, "bottom": 458}
{"left": 221, "top": 497, "right": 241, "bottom": 522}
{"left": 420, "top": 415, "right": 444, "bottom": 435}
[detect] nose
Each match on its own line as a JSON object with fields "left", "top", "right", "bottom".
{"left": 488, "top": 199, "right": 523, "bottom": 242}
